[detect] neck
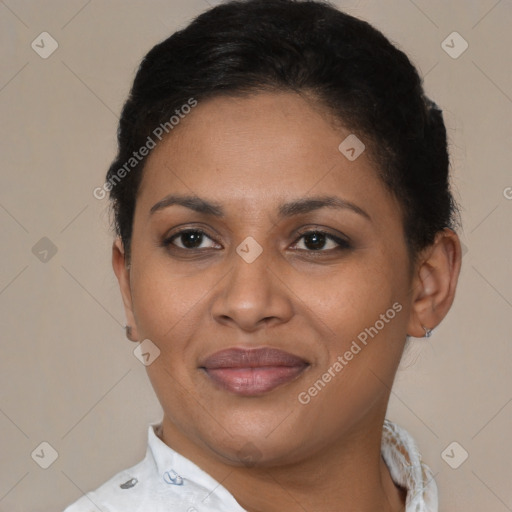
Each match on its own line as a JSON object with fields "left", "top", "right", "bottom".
{"left": 160, "top": 413, "right": 406, "bottom": 512}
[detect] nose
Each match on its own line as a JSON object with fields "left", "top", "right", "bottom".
{"left": 210, "top": 248, "right": 294, "bottom": 332}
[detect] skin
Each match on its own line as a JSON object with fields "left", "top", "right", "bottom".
{"left": 112, "top": 91, "right": 462, "bottom": 512}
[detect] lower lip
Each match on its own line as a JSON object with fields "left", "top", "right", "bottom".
{"left": 203, "top": 365, "right": 308, "bottom": 396}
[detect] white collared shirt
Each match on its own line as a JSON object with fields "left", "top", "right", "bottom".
{"left": 63, "top": 419, "right": 438, "bottom": 512}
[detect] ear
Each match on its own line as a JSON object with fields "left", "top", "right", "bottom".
{"left": 407, "top": 228, "right": 462, "bottom": 338}
{"left": 112, "top": 238, "right": 140, "bottom": 342}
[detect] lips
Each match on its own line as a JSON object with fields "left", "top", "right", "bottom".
{"left": 200, "top": 347, "right": 309, "bottom": 396}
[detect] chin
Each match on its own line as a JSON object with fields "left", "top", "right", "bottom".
{"left": 210, "top": 435, "right": 308, "bottom": 469}
{"left": 195, "top": 414, "right": 313, "bottom": 469}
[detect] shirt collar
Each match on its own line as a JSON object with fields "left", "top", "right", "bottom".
{"left": 147, "top": 422, "right": 244, "bottom": 509}
{"left": 146, "top": 420, "right": 438, "bottom": 512}
{"left": 381, "top": 419, "right": 438, "bottom": 512}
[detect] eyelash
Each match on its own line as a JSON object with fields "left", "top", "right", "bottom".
{"left": 162, "top": 228, "right": 351, "bottom": 254}
{"left": 292, "top": 230, "right": 351, "bottom": 252}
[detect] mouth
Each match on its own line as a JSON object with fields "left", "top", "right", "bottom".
{"left": 199, "top": 347, "right": 310, "bottom": 396}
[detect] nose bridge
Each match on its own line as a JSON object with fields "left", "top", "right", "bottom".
{"left": 231, "top": 243, "right": 272, "bottom": 298}
{"left": 211, "top": 240, "right": 293, "bottom": 330}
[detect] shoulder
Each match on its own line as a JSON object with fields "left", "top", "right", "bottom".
{"left": 62, "top": 457, "right": 151, "bottom": 512}
{"left": 61, "top": 427, "right": 241, "bottom": 512}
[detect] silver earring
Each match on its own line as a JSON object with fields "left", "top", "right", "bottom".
{"left": 422, "top": 326, "right": 433, "bottom": 338}
{"left": 125, "top": 325, "right": 134, "bottom": 340}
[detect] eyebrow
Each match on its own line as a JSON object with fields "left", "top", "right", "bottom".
{"left": 149, "top": 194, "right": 371, "bottom": 221}
{"left": 278, "top": 196, "right": 371, "bottom": 221}
{"left": 150, "top": 194, "right": 223, "bottom": 217}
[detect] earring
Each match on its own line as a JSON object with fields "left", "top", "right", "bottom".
{"left": 422, "top": 325, "right": 433, "bottom": 338}
{"left": 125, "top": 325, "right": 135, "bottom": 341}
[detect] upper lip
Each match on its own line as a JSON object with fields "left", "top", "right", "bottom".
{"left": 200, "top": 347, "right": 308, "bottom": 369}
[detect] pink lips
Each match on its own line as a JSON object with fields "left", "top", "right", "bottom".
{"left": 200, "top": 347, "right": 309, "bottom": 396}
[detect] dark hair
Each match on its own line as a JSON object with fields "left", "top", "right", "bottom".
{"left": 106, "top": 0, "right": 459, "bottom": 263}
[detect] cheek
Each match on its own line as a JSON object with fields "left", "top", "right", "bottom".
{"left": 298, "top": 248, "right": 410, "bottom": 391}
{"left": 296, "top": 251, "right": 406, "bottom": 335}
{"left": 129, "top": 254, "right": 208, "bottom": 344}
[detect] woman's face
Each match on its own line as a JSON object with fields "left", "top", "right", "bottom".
{"left": 117, "top": 91, "right": 419, "bottom": 465}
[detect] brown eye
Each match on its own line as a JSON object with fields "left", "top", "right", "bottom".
{"left": 302, "top": 232, "right": 328, "bottom": 250}
{"left": 292, "top": 230, "right": 350, "bottom": 251}
{"left": 166, "top": 230, "right": 219, "bottom": 250}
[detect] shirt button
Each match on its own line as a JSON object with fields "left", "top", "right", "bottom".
{"left": 163, "top": 469, "right": 184, "bottom": 485}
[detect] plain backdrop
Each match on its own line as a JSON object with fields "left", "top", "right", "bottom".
{"left": 1, "top": 1, "right": 511, "bottom": 511}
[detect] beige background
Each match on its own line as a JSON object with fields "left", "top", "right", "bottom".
{"left": 1, "top": 0, "right": 511, "bottom": 511}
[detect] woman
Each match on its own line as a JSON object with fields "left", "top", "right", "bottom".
{"left": 65, "top": 0, "right": 462, "bottom": 510}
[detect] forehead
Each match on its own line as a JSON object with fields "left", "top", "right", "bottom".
{"left": 136, "top": 91, "right": 397, "bottom": 221}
